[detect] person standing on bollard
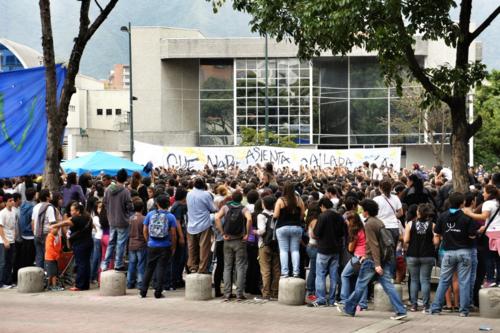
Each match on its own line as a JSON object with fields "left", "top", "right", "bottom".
{"left": 308, "top": 197, "right": 346, "bottom": 307}
{"left": 337, "top": 199, "right": 407, "bottom": 320}
{"left": 101, "top": 169, "right": 133, "bottom": 272}
{"left": 186, "top": 178, "right": 217, "bottom": 274}
{"left": 215, "top": 190, "right": 252, "bottom": 302}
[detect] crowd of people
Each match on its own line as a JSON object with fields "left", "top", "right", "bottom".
{"left": 0, "top": 161, "right": 498, "bottom": 320}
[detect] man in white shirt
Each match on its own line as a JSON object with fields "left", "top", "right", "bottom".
{"left": 0, "top": 193, "right": 17, "bottom": 288}
{"left": 31, "top": 190, "right": 57, "bottom": 268}
{"left": 373, "top": 180, "right": 403, "bottom": 276}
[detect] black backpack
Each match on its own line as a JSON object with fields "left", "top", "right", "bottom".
{"left": 378, "top": 226, "right": 395, "bottom": 264}
{"left": 261, "top": 212, "right": 278, "bottom": 249}
{"left": 223, "top": 205, "right": 246, "bottom": 237}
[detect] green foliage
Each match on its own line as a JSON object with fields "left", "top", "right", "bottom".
{"left": 474, "top": 70, "right": 500, "bottom": 171}
{"left": 240, "top": 127, "right": 297, "bottom": 147}
{"left": 210, "top": 0, "right": 488, "bottom": 105}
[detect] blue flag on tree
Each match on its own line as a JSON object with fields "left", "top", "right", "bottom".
{"left": 0, "top": 64, "right": 66, "bottom": 178}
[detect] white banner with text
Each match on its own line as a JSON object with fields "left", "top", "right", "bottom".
{"left": 134, "top": 141, "right": 401, "bottom": 171}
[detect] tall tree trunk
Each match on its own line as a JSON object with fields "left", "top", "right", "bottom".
{"left": 39, "top": 0, "right": 60, "bottom": 191}
{"left": 450, "top": 99, "right": 469, "bottom": 193}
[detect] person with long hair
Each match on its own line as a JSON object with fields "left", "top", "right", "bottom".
{"left": 340, "top": 211, "right": 368, "bottom": 310}
{"left": 305, "top": 201, "right": 320, "bottom": 300}
{"left": 51, "top": 201, "right": 93, "bottom": 291}
{"left": 61, "top": 172, "right": 86, "bottom": 207}
{"left": 90, "top": 201, "right": 103, "bottom": 284}
{"left": 402, "top": 174, "right": 435, "bottom": 208}
{"left": 274, "top": 182, "right": 305, "bottom": 278}
{"left": 404, "top": 203, "right": 436, "bottom": 312}
{"left": 464, "top": 184, "right": 500, "bottom": 289}
{"left": 130, "top": 171, "right": 142, "bottom": 191}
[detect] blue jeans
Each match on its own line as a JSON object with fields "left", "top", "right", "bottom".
{"left": 315, "top": 253, "right": 339, "bottom": 305}
{"left": 340, "top": 256, "right": 368, "bottom": 309}
{"left": 431, "top": 248, "right": 472, "bottom": 315}
{"left": 34, "top": 236, "right": 46, "bottom": 268}
{"left": 306, "top": 246, "right": 318, "bottom": 294}
{"left": 469, "top": 248, "right": 478, "bottom": 305}
{"left": 101, "top": 226, "right": 129, "bottom": 270}
{"left": 127, "top": 248, "right": 147, "bottom": 289}
{"left": 345, "top": 259, "right": 406, "bottom": 316}
{"left": 406, "top": 256, "right": 435, "bottom": 308}
{"left": 90, "top": 238, "right": 101, "bottom": 281}
{"left": 276, "top": 226, "right": 303, "bottom": 276}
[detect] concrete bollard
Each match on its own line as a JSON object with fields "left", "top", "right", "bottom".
{"left": 479, "top": 288, "right": 500, "bottom": 318}
{"left": 278, "top": 277, "right": 306, "bottom": 306}
{"left": 100, "top": 271, "right": 126, "bottom": 296}
{"left": 17, "top": 267, "right": 45, "bottom": 293}
{"left": 374, "top": 282, "right": 403, "bottom": 312}
{"left": 185, "top": 273, "right": 213, "bottom": 301}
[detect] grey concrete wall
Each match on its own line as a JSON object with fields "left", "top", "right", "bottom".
{"left": 405, "top": 145, "right": 452, "bottom": 169}
{"left": 161, "top": 59, "right": 199, "bottom": 133}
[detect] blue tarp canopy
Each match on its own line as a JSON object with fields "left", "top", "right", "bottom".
{"left": 62, "top": 151, "right": 146, "bottom": 176}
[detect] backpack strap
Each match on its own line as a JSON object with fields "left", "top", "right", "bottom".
{"left": 481, "top": 206, "right": 500, "bottom": 238}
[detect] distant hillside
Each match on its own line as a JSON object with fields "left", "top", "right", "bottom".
{"left": 0, "top": 0, "right": 498, "bottom": 79}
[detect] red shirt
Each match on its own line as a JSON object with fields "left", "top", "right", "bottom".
{"left": 45, "top": 233, "right": 62, "bottom": 261}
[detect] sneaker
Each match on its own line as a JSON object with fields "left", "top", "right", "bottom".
{"left": 336, "top": 304, "right": 354, "bottom": 317}
{"left": 292, "top": 274, "right": 300, "bottom": 278}
{"left": 307, "top": 301, "right": 327, "bottom": 307}
{"left": 52, "top": 286, "right": 65, "bottom": 291}
{"left": 254, "top": 296, "right": 269, "bottom": 301}
{"left": 307, "top": 294, "right": 317, "bottom": 302}
{"left": 459, "top": 312, "right": 468, "bottom": 317}
{"left": 1, "top": 285, "right": 12, "bottom": 289}
{"left": 442, "top": 306, "right": 454, "bottom": 313}
{"left": 155, "top": 293, "right": 165, "bottom": 299}
{"left": 236, "top": 295, "right": 247, "bottom": 302}
{"left": 269, "top": 297, "right": 278, "bottom": 301}
{"left": 280, "top": 275, "right": 289, "bottom": 279}
{"left": 409, "top": 305, "right": 418, "bottom": 312}
{"left": 115, "top": 266, "right": 127, "bottom": 272}
{"left": 390, "top": 314, "right": 407, "bottom": 321}
{"left": 483, "top": 281, "right": 497, "bottom": 288}
{"left": 223, "top": 296, "right": 231, "bottom": 302}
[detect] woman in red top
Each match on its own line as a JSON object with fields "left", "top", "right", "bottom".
{"left": 339, "top": 211, "right": 368, "bottom": 310}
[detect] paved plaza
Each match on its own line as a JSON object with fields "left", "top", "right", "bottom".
{"left": 1, "top": 287, "right": 499, "bottom": 333}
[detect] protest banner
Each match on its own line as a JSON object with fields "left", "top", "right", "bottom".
{"left": 134, "top": 141, "right": 401, "bottom": 171}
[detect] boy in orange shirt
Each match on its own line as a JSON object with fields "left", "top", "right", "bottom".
{"left": 45, "top": 222, "right": 63, "bottom": 291}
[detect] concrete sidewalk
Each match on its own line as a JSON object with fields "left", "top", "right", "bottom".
{"left": 0, "top": 288, "right": 498, "bottom": 333}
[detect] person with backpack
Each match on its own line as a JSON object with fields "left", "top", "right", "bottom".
{"left": 31, "top": 189, "right": 58, "bottom": 268}
{"left": 338, "top": 199, "right": 407, "bottom": 320}
{"left": 308, "top": 197, "right": 346, "bottom": 307}
{"left": 127, "top": 198, "right": 147, "bottom": 290}
{"left": 253, "top": 195, "right": 280, "bottom": 301}
{"left": 215, "top": 190, "right": 252, "bottom": 301}
{"left": 18, "top": 188, "right": 37, "bottom": 269}
{"left": 429, "top": 192, "right": 478, "bottom": 317}
{"left": 140, "top": 194, "right": 177, "bottom": 299}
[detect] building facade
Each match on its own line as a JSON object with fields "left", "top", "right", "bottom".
{"left": 131, "top": 27, "right": 481, "bottom": 167}
{"left": 106, "top": 64, "right": 130, "bottom": 89}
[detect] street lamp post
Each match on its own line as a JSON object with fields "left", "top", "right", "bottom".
{"left": 264, "top": 33, "right": 269, "bottom": 145}
{"left": 121, "top": 22, "right": 134, "bottom": 161}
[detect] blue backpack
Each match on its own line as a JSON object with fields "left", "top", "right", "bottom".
{"left": 148, "top": 210, "right": 169, "bottom": 239}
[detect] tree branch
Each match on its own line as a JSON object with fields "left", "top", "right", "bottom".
{"left": 467, "top": 115, "right": 483, "bottom": 139}
{"left": 94, "top": 0, "right": 104, "bottom": 12}
{"left": 469, "top": 5, "right": 500, "bottom": 42}
{"left": 395, "top": 14, "right": 452, "bottom": 105}
{"left": 86, "top": 0, "right": 119, "bottom": 41}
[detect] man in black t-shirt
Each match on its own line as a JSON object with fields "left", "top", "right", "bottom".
{"left": 429, "top": 192, "right": 477, "bottom": 317}
{"left": 308, "top": 197, "right": 346, "bottom": 307}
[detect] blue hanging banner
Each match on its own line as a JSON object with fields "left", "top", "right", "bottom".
{"left": 0, "top": 64, "right": 66, "bottom": 178}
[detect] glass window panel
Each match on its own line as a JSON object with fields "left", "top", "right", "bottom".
{"left": 237, "top": 88, "right": 246, "bottom": 98}
{"left": 247, "top": 88, "right": 256, "bottom": 97}
{"left": 200, "top": 100, "right": 234, "bottom": 136}
{"left": 300, "top": 115, "right": 310, "bottom": 124}
{"left": 247, "top": 117, "right": 256, "bottom": 125}
{"left": 300, "top": 97, "right": 310, "bottom": 106}
{"left": 278, "top": 107, "right": 289, "bottom": 116}
{"left": 290, "top": 87, "right": 300, "bottom": 97}
{"left": 199, "top": 136, "right": 234, "bottom": 146}
{"left": 318, "top": 136, "right": 348, "bottom": 146}
{"left": 350, "top": 135, "right": 388, "bottom": 145}
{"left": 300, "top": 69, "right": 310, "bottom": 78}
{"left": 246, "top": 60, "right": 257, "bottom": 69}
{"left": 300, "top": 78, "right": 310, "bottom": 87}
{"left": 236, "top": 70, "right": 246, "bottom": 79}
{"left": 279, "top": 117, "right": 289, "bottom": 125}
{"left": 237, "top": 107, "right": 246, "bottom": 116}
{"left": 290, "top": 97, "right": 300, "bottom": 106}
{"left": 350, "top": 98, "right": 388, "bottom": 135}
{"left": 279, "top": 125, "right": 289, "bottom": 134}
{"left": 235, "top": 60, "right": 246, "bottom": 69}
{"left": 236, "top": 79, "right": 246, "bottom": 88}
{"left": 320, "top": 99, "right": 348, "bottom": 135}
{"left": 247, "top": 98, "right": 256, "bottom": 107}
{"left": 237, "top": 98, "right": 246, "bottom": 107}
{"left": 247, "top": 78, "right": 256, "bottom": 87}
{"left": 269, "top": 97, "right": 277, "bottom": 106}
{"left": 269, "top": 107, "right": 278, "bottom": 116}
{"left": 279, "top": 98, "right": 289, "bottom": 106}
{"left": 247, "top": 107, "right": 256, "bottom": 116}
{"left": 289, "top": 107, "right": 299, "bottom": 115}
{"left": 269, "top": 117, "right": 278, "bottom": 125}
{"left": 237, "top": 117, "right": 246, "bottom": 125}
{"left": 279, "top": 88, "right": 289, "bottom": 96}
{"left": 350, "top": 57, "right": 385, "bottom": 89}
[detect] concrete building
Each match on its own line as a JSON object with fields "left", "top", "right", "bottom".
{"left": 107, "top": 64, "right": 130, "bottom": 89}
{"left": 130, "top": 27, "right": 482, "bottom": 168}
